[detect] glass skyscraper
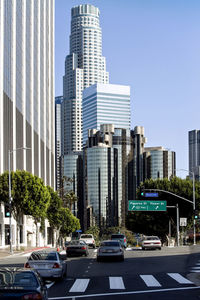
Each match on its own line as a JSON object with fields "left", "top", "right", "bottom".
{"left": 0, "top": 0, "right": 55, "bottom": 187}
{"left": 189, "top": 130, "right": 200, "bottom": 177}
{"left": 62, "top": 4, "right": 109, "bottom": 154}
{"left": 82, "top": 83, "right": 131, "bottom": 144}
{"left": 144, "top": 147, "right": 176, "bottom": 180}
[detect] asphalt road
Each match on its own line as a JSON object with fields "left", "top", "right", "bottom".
{"left": 1, "top": 246, "right": 200, "bottom": 300}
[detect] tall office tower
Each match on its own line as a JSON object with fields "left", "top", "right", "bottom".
{"left": 83, "top": 83, "right": 131, "bottom": 144}
{"left": 144, "top": 147, "right": 176, "bottom": 180}
{"left": 189, "top": 130, "right": 200, "bottom": 179}
{"left": 0, "top": 0, "right": 55, "bottom": 187}
{"left": 130, "top": 126, "right": 147, "bottom": 200}
{"left": 62, "top": 4, "right": 109, "bottom": 154}
{"left": 55, "top": 96, "right": 63, "bottom": 190}
{"left": 84, "top": 124, "right": 133, "bottom": 229}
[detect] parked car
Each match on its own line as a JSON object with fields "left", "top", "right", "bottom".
{"left": 141, "top": 236, "right": 162, "bottom": 250}
{"left": 0, "top": 267, "right": 48, "bottom": 300}
{"left": 79, "top": 234, "right": 96, "bottom": 248}
{"left": 97, "top": 240, "right": 124, "bottom": 262}
{"left": 66, "top": 240, "right": 89, "bottom": 257}
{"left": 111, "top": 233, "right": 127, "bottom": 248}
{"left": 25, "top": 250, "right": 67, "bottom": 281}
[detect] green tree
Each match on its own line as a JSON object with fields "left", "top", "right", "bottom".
{"left": 127, "top": 177, "right": 200, "bottom": 242}
{"left": 0, "top": 170, "right": 51, "bottom": 248}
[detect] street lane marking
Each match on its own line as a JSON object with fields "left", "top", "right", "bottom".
{"left": 48, "top": 286, "right": 200, "bottom": 299}
{"left": 69, "top": 279, "right": 90, "bottom": 293}
{"left": 140, "top": 275, "right": 161, "bottom": 287}
{"left": 46, "top": 282, "right": 55, "bottom": 289}
{"left": 109, "top": 277, "right": 125, "bottom": 289}
{"left": 167, "top": 273, "right": 193, "bottom": 284}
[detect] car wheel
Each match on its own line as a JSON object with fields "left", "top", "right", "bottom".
{"left": 142, "top": 247, "right": 145, "bottom": 250}
{"left": 120, "top": 256, "right": 124, "bottom": 262}
{"left": 85, "top": 252, "right": 88, "bottom": 257}
{"left": 93, "top": 245, "right": 95, "bottom": 249}
{"left": 97, "top": 257, "right": 101, "bottom": 262}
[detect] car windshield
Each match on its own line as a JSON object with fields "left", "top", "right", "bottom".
{"left": 29, "top": 252, "right": 57, "bottom": 260}
{"left": 100, "top": 241, "right": 120, "bottom": 247}
{"left": 0, "top": 271, "right": 38, "bottom": 287}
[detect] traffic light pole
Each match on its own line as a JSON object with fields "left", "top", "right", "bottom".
{"left": 142, "top": 188, "right": 195, "bottom": 246}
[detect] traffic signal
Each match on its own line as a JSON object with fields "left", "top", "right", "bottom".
{"left": 140, "top": 189, "right": 145, "bottom": 197}
{"left": 194, "top": 210, "right": 199, "bottom": 220}
{"left": 4, "top": 203, "right": 10, "bottom": 217}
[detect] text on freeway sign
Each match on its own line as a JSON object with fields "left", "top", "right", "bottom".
{"left": 128, "top": 200, "right": 167, "bottom": 211}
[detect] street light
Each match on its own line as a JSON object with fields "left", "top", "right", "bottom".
{"left": 8, "top": 147, "right": 31, "bottom": 254}
{"left": 175, "top": 168, "right": 196, "bottom": 245}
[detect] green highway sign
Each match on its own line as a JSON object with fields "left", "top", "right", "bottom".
{"left": 128, "top": 200, "right": 167, "bottom": 211}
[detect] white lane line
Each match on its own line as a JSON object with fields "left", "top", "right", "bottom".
{"left": 167, "top": 273, "right": 193, "bottom": 284}
{"left": 140, "top": 275, "right": 161, "bottom": 287}
{"left": 46, "top": 282, "right": 55, "bottom": 289}
{"left": 190, "top": 270, "right": 200, "bottom": 273}
{"left": 69, "top": 279, "right": 90, "bottom": 293}
{"left": 190, "top": 267, "right": 200, "bottom": 270}
{"left": 48, "top": 286, "right": 200, "bottom": 299}
{"left": 109, "top": 277, "right": 125, "bottom": 289}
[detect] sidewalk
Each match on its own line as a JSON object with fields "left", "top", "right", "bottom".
{"left": 0, "top": 246, "right": 52, "bottom": 259}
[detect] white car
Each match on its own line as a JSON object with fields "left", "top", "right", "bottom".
{"left": 141, "top": 236, "right": 162, "bottom": 250}
{"left": 79, "top": 234, "right": 96, "bottom": 248}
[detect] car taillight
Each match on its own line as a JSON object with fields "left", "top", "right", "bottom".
{"left": 154, "top": 242, "right": 161, "bottom": 245}
{"left": 53, "top": 263, "right": 60, "bottom": 268}
{"left": 22, "top": 293, "right": 43, "bottom": 299}
{"left": 124, "top": 238, "right": 126, "bottom": 242}
{"left": 81, "top": 246, "right": 86, "bottom": 250}
{"left": 24, "top": 262, "right": 30, "bottom": 268}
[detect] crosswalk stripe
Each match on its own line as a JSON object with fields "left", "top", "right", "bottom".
{"left": 167, "top": 273, "right": 193, "bottom": 284}
{"left": 109, "top": 277, "right": 125, "bottom": 289}
{"left": 140, "top": 275, "right": 161, "bottom": 287}
{"left": 69, "top": 279, "right": 90, "bottom": 292}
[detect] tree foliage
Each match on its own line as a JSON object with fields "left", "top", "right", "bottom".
{"left": 126, "top": 177, "right": 200, "bottom": 241}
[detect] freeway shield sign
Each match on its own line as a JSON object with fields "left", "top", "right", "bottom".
{"left": 128, "top": 200, "right": 167, "bottom": 211}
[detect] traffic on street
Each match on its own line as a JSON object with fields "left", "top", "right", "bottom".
{"left": 0, "top": 245, "right": 200, "bottom": 300}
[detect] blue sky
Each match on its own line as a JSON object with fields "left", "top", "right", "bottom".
{"left": 55, "top": 0, "right": 200, "bottom": 176}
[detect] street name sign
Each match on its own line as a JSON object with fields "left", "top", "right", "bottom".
{"left": 144, "top": 192, "right": 159, "bottom": 197}
{"left": 128, "top": 200, "right": 167, "bottom": 211}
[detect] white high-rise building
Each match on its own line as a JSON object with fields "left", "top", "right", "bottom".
{"left": 0, "top": 0, "right": 55, "bottom": 187}
{"left": 82, "top": 83, "right": 131, "bottom": 144}
{"left": 62, "top": 4, "right": 109, "bottom": 154}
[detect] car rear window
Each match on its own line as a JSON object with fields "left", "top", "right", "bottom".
{"left": 80, "top": 234, "right": 93, "bottom": 238}
{"left": 29, "top": 252, "right": 57, "bottom": 260}
{"left": 0, "top": 271, "right": 38, "bottom": 287}
{"left": 111, "top": 234, "right": 124, "bottom": 239}
{"left": 101, "top": 241, "right": 120, "bottom": 247}
{"left": 146, "top": 236, "right": 159, "bottom": 240}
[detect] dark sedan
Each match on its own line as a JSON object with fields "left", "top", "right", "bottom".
{"left": 0, "top": 267, "right": 48, "bottom": 300}
{"left": 66, "top": 240, "right": 89, "bottom": 257}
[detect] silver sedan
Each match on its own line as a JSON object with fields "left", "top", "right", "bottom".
{"left": 97, "top": 240, "right": 124, "bottom": 262}
{"left": 24, "top": 251, "right": 67, "bottom": 281}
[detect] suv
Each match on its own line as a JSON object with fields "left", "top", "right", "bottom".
{"left": 111, "top": 234, "right": 127, "bottom": 248}
{"left": 79, "top": 234, "right": 96, "bottom": 248}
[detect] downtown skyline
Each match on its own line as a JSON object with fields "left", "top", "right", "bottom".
{"left": 55, "top": 0, "right": 200, "bottom": 177}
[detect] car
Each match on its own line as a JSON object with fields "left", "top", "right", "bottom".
{"left": 0, "top": 267, "right": 48, "bottom": 300}
{"left": 111, "top": 233, "right": 127, "bottom": 248}
{"left": 141, "top": 236, "right": 162, "bottom": 250}
{"left": 79, "top": 234, "right": 96, "bottom": 248}
{"left": 97, "top": 240, "right": 124, "bottom": 262}
{"left": 24, "top": 250, "right": 67, "bottom": 281}
{"left": 66, "top": 240, "right": 89, "bottom": 257}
